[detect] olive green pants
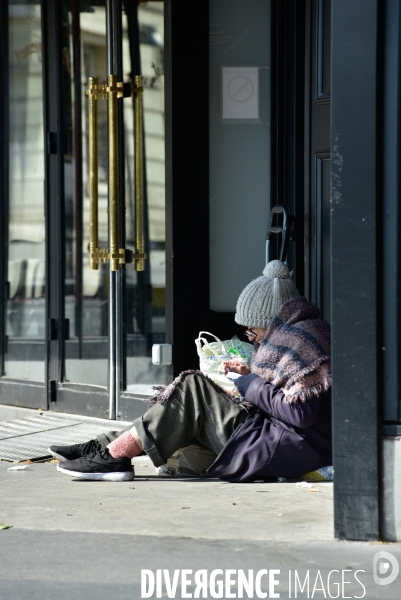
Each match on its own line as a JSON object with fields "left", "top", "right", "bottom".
{"left": 98, "top": 373, "right": 248, "bottom": 467}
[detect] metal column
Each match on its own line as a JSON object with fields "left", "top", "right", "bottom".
{"left": 106, "top": 0, "right": 124, "bottom": 420}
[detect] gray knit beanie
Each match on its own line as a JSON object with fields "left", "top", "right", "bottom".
{"left": 235, "top": 260, "right": 300, "bottom": 328}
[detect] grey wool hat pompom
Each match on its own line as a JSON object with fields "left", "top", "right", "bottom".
{"left": 235, "top": 259, "right": 300, "bottom": 329}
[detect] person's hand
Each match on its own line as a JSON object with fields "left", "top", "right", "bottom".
{"left": 218, "top": 360, "right": 251, "bottom": 376}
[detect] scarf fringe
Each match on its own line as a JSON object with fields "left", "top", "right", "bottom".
{"left": 284, "top": 356, "right": 330, "bottom": 388}
{"left": 280, "top": 359, "right": 332, "bottom": 403}
{"left": 149, "top": 369, "right": 241, "bottom": 404}
{"left": 282, "top": 378, "right": 332, "bottom": 404}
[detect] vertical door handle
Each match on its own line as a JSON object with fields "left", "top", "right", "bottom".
{"left": 133, "top": 76, "right": 145, "bottom": 272}
{"left": 87, "top": 77, "right": 99, "bottom": 270}
{"left": 107, "top": 74, "right": 122, "bottom": 271}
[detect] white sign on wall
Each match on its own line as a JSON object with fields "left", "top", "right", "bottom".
{"left": 221, "top": 66, "right": 260, "bottom": 122}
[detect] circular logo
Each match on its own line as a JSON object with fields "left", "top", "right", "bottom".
{"left": 373, "top": 551, "right": 400, "bottom": 586}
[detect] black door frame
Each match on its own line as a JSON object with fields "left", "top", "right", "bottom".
{"left": 164, "top": 0, "right": 209, "bottom": 378}
{"left": 43, "top": 0, "right": 66, "bottom": 409}
{"left": 270, "top": 0, "right": 306, "bottom": 290}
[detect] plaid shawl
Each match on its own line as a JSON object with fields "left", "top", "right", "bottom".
{"left": 250, "top": 296, "right": 331, "bottom": 403}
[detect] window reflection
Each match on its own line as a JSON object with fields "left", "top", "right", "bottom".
{"left": 124, "top": 3, "right": 167, "bottom": 392}
{"left": 63, "top": 1, "right": 166, "bottom": 391}
{"left": 6, "top": 2, "right": 45, "bottom": 380}
{"left": 5, "top": 1, "right": 166, "bottom": 389}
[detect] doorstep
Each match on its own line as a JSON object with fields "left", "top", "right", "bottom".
{"left": 0, "top": 408, "right": 132, "bottom": 462}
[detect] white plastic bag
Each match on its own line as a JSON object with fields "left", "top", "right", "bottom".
{"left": 195, "top": 331, "right": 253, "bottom": 395}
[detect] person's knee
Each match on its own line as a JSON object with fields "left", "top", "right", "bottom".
{"left": 181, "top": 372, "right": 201, "bottom": 384}
{"left": 178, "top": 371, "right": 204, "bottom": 393}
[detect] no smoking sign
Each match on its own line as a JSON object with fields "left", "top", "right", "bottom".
{"left": 222, "top": 66, "right": 259, "bottom": 121}
{"left": 227, "top": 75, "right": 254, "bottom": 103}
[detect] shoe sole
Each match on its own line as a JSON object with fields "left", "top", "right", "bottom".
{"left": 48, "top": 448, "right": 67, "bottom": 461}
{"left": 57, "top": 464, "right": 135, "bottom": 482}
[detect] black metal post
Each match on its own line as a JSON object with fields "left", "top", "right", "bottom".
{"left": 106, "top": 0, "right": 124, "bottom": 419}
{"left": 381, "top": 0, "right": 401, "bottom": 429}
{"left": 331, "top": 0, "right": 380, "bottom": 540}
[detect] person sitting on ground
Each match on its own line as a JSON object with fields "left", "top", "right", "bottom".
{"left": 50, "top": 260, "right": 332, "bottom": 483}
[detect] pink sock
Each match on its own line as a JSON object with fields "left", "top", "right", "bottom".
{"left": 107, "top": 430, "right": 142, "bottom": 459}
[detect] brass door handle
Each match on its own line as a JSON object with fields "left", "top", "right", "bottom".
{"left": 133, "top": 76, "right": 145, "bottom": 272}
{"left": 86, "top": 74, "right": 147, "bottom": 272}
{"left": 87, "top": 77, "right": 99, "bottom": 270}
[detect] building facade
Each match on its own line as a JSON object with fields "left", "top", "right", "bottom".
{"left": 0, "top": 0, "right": 400, "bottom": 542}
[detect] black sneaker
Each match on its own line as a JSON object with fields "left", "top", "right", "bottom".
{"left": 48, "top": 439, "right": 100, "bottom": 461}
{"left": 57, "top": 446, "right": 135, "bottom": 482}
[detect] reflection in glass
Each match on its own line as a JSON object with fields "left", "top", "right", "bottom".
{"left": 64, "top": 1, "right": 109, "bottom": 386}
{"left": 63, "top": 1, "right": 166, "bottom": 392}
{"left": 6, "top": 2, "right": 45, "bottom": 381}
{"left": 124, "top": 2, "right": 167, "bottom": 393}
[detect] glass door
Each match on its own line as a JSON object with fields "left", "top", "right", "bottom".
{"left": 0, "top": 1, "right": 46, "bottom": 409}
{"left": 0, "top": 0, "right": 167, "bottom": 419}
{"left": 63, "top": 1, "right": 109, "bottom": 390}
{"left": 61, "top": 0, "right": 167, "bottom": 417}
{"left": 6, "top": 1, "right": 46, "bottom": 380}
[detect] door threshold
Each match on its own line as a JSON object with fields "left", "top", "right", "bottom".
{"left": 0, "top": 410, "right": 131, "bottom": 463}
{"left": 0, "top": 403, "right": 133, "bottom": 426}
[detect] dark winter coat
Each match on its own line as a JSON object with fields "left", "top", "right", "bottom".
{"left": 207, "top": 373, "right": 332, "bottom": 483}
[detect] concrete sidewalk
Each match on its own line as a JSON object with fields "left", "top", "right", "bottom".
{"left": 1, "top": 456, "right": 335, "bottom": 540}
{"left": 1, "top": 455, "right": 401, "bottom": 600}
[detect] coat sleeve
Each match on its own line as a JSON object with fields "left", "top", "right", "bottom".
{"left": 235, "top": 374, "right": 323, "bottom": 429}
